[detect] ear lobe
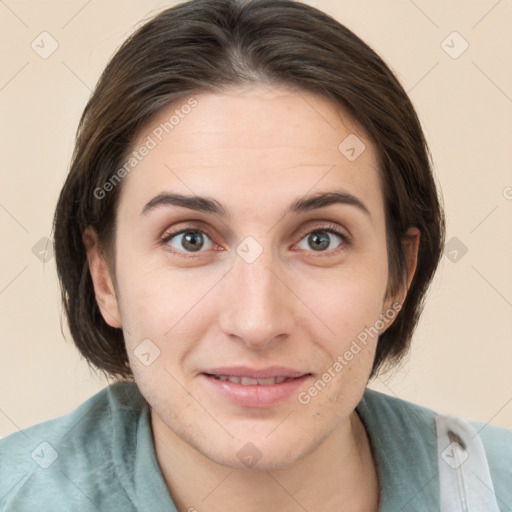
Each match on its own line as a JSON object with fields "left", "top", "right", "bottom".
{"left": 82, "top": 228, "right": 121, "bottom": 328}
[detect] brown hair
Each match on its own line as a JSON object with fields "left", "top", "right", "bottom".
{"left": 53, "top": 0, "right": 445, "bottom": 381}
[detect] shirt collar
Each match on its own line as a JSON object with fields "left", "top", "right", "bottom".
{"left": 356, "top": 387, "right": 440, "bottom": 511}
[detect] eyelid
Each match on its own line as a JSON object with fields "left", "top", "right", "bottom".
{"left": 295, "top": 221, "right": 351, "bottom": 243}
{"left": 160, "top": 220, "right": 214, "bottom": 242}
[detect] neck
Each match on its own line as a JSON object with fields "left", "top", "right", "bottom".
{"left": 151, "top": 409, "right": 379, "bottom": 512}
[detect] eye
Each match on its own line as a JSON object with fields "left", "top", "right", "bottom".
{"left": 160, "top": 223, "right": 350, "bottom": 258}
{"left": 162, "top": 228, "right": 215, "bottom": 254}
{"left": 295, "top": 226, "right": 350, "bottom": 253}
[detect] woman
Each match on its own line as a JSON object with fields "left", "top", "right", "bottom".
{"left": 1, "top": 0, "right": 510, "bottom": 510}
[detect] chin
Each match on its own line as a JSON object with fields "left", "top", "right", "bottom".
{"left": 206, "top": 444, "right": 305, "bottom": 472}
{"left": 194, "top": 428, "right": 322, "bottom": 472}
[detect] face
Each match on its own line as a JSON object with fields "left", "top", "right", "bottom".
{"left": 87, "top": 84, "right": 416, "bottom": 470}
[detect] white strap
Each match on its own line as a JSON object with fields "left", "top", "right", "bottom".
{"left": 435, "top": 413, "right": 501, "bottom": 512}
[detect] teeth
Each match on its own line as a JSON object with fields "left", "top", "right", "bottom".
{"left": 256, "top": 377, "right": 278, "bottom": 385}
{"left": 212, "top": 375, "right": 291, "bottom": 385}
{"left": 240, "top": 377, "right": 259, "bottom": 385}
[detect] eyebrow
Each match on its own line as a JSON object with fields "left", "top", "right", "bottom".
{"left": 141, "top": 191, "right": 371, "bottom": 219}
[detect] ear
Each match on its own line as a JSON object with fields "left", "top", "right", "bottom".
{"left": 82, "top": 227, "right": 122, "bottom": 328}
{"left": 382, "top": 226, "right": 421, "bottom": 322}
{"left": 397, "top": 226, "right": 420, "bottom": 304}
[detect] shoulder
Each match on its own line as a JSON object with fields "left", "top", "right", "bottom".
{"left": 358, "top": 388, "right": 512, "bottom": 510}
{"left": 468, "top": 417, "right": 512, "bottom": 454}
{"left": 0, "top": 381, "right": 145, "bottom": 512}
{"left": 467, "top": 418, "right": 512, "bottom": 496}
{"left": 360, "top": 386, "right": 512, "bottom": 452}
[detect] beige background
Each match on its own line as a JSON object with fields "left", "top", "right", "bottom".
{"left": 1, "top": 0, "right": 511, "bottom": 439}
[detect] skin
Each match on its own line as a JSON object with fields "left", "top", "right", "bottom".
{"left": 85, "top": 83, "right": 419, "bottom": 512}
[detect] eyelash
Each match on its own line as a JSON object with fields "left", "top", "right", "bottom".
{"left": 160, "top": 223, "right": 351, "bottom": 259}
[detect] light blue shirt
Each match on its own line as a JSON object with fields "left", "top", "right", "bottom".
{"left": 1, "top": 382, "right": 511, "bottom": 511}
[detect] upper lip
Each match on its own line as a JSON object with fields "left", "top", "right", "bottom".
{"left": 202, "top": 366, "right": 310, "bottom": 379}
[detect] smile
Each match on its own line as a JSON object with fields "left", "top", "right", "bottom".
{"left": 201, "top": 371, "right": 312, "bottom": 408}
{"left": 208, "top": 375, "right": 291, "bottom": 385}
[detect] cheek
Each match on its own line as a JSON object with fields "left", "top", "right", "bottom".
{"left": 297, "top": 257, "right": 389, "bottom": 341}
{"left": 116, "top": 262, "right": 218, "bottom": 349}
{"left": 121, "top": 282, "right": 180, "bottom": 336}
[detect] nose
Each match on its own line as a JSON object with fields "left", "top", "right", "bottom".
{"left": 217, "top": 246, "right": 295, "bottom": 351}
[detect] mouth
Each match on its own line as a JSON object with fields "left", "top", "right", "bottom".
{"left": 200, "top": 368, "right": 313, "bottom": 408}
{"left": 204, "top": 374, "right": 304, "bottom": 385}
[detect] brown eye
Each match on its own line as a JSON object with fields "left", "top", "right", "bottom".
{"left": 163, "top": 229, "right": 214, "bottom": 253}
{"left": 296, "top": 227, "right": 349, "bottom": 253}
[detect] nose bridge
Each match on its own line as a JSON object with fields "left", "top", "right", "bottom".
{"left": 219, "top": 243, "right": 294, "bottom": 348}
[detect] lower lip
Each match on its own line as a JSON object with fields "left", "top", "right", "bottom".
{"left": 200, "top": 374, "right": 311, "bottom": 408}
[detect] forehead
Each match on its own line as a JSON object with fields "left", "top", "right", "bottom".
{"left": 119, "top": 84, "right": 383, "bottom": 222}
